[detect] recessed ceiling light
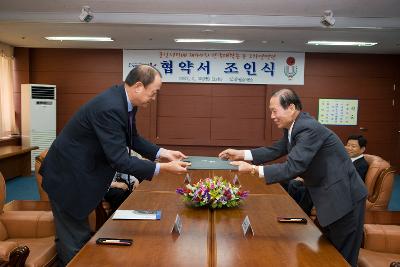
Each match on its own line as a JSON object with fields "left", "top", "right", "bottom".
{"left": 174, "top": 38, "right": 244, "bottom": 44}
{"left": 261, "top": 40, "right": 268, "bottom": 44}
{"left": 307, "top": 41, "right": 377, "bottom": 46}
{"left": 45, "top": 36, "right": 113, "bottom": 42}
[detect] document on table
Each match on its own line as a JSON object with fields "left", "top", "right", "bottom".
{"left": 112, "top": 210, "right": 162, "bottom": 220}
{"left": 183, "top": 156, "right": 238, "bottom": 170}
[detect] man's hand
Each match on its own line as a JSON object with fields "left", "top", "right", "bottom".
{"left": 159, "top": 148, "right": 187, "bottom": 161}
{"left": 160, "top": 161, "right": 191, "bottom": 174}
{"left": 230, "top": 161, "right": 253, "bottom": 173}
{"left": 132, "top": 177, "right": 140, "bottom": 189}
{"left": 294, "top": 177, "right": 304, "bottom": 183}
{"left": 218, "top": 149, "right": 245, "bottom": 161}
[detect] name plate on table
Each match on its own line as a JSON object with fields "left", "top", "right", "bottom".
{"left": 183, "top": 156, "right": 238, "bottom": 170}
{"left": 171, "top": 214, "right": 183, "bottom": 235}
{"left": 184, "top": 173, "right": 191, "bottom": 184}
{"left": 242, "top": 215, "right": 254, "bottom": 236}
{"left": 232, "top": 174, "right": 240, "bottom": 185}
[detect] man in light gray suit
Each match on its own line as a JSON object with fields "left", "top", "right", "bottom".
{"left": 219, "top": 88, "right": 367, "bottom": 267}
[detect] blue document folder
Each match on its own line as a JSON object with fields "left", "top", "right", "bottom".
{"left": 112, "top": 210, "right": 162, "bottom": 220}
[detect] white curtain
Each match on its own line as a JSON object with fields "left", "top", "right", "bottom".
{"left": 0, "top": 53, "right": 18, "bottom": 138}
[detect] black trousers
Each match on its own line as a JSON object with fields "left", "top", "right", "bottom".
{"left": 322, "top": 197, "right": 366, "bottom": 267}
{"left": 50, "top": 199, "right": 91, "bottom": 267}
{"left": 287, "top": 179, "right": 314, "bottom": 215}
{"left": 104, "top": 187, "right": 131, "bottom": 213}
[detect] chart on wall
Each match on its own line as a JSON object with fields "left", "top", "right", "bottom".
{"left": 318, "top": 99, "right": 358, "bottom": 125}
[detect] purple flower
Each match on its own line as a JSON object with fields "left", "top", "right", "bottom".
{"left": 239, "top": 191, "right": 249, "bottom": 199}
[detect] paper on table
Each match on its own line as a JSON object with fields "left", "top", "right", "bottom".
{"left": 112, "top": 210, "right": 162, "bottom": 220}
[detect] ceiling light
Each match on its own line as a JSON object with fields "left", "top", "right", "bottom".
{"left": 45, "top": 37, "right": 113, "bottom": 42}
{"left": 307, "top": 41, "right": 377, "bottom": 46}
{"left": 174, "top": 38, "right": 244, "bottom": 44}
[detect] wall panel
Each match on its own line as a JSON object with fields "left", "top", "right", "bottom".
{"left": 211, "top": 118, "right": 265, "bottom": 142}
{"left": 29, "top": 49, "right": 123, "bottom": 133}
{"left": 158, "top": 95, "right": 212, "bottom": 117}
{"left": 212, "top": 97, "right": 265, "bottom": 118}
{"left": 157, "top": 117, "right": 210, "bottom": 143}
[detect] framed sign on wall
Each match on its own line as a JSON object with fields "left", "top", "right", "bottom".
{"left": 123, "top": 50, "right": 305, "bottom": 85}
{"left": 318, "top": 99, "right": 358, "bottom": 126}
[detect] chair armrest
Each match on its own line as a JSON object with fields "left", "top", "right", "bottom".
{"left": 3, "top": 200, "right": 51, "bottom": 211}
{"left": 364, "top": 224, "right": 400, "bottom": 254}
{"left": 0, "top": 241, "right": 18, "bottom": 261}
{"left": 364, "top": 210, "right": 400, "bottom": 225}
{"left": 8, "top": 246, "right": 30, "bottom": 267}
{"left": 0, "top": 211, "right": 54, "bottom": 238}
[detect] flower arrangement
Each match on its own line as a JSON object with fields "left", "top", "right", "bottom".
{"left": 176, "top": 176, "right": 249, "bottom": 209}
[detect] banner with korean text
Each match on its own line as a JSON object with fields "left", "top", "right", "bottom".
{"left": 123, "top": 50, "right": 304, "bottom": 85}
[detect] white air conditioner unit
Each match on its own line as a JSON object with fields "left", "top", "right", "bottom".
{"left": 21, "top": 84, "right": 56, "bottom": 171}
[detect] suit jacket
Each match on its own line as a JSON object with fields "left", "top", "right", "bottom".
{"left": 353, "top": 156, "right": 369, "bottom": 182}
{"left": 40, "top": 84, "right": 160, "bottom": 219}
{"left": 251, "top": 112, "right": 367, "bottom": 227}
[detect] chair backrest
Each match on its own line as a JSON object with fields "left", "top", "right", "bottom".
{"left": 363, "top": 154, "right": 396, "bottom": 211}
{"left": 35, "top": 149, "right": 49, "bottom": 201}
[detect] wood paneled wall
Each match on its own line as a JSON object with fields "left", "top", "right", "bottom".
{"left": 270, "top": 53, "right": 400, "bottom": 165}
{"left": 28, "top": 49, "right": 123, "bottom": 133}
{"left": 13, "top": 48, "right": 400, "bottom": 167}
{"left": 156, "top": 83, "right": 266, "bottom": 147}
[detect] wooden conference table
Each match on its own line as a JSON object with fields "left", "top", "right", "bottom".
{"left": 68, "top": 170, "right": 349, "bottom": 267}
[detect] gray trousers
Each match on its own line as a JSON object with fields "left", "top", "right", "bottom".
{"left": 322, "top": 197, "right": 366, "bottom": 267}
{"left": 50, "top": 200, "right": 91, "bottom": 267}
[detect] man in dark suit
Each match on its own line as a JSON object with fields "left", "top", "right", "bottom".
{"left": 219, "top": 88, "right": 367, "bottom": 267}
{"left": 345, "top": 135, "right": 369, "bottom": 182}
{"left": 40, "top": 65, "right": 190, "bottom": 266}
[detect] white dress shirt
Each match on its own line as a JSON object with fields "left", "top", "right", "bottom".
{"left": 244, "top": 120, "right": 295, "bottom": 178}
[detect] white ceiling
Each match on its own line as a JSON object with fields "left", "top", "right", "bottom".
{"left": 0, "top": 0, "right": 400, "bottom": 54}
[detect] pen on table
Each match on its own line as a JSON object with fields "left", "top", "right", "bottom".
{"left": 278, "top": 217, "right": 306, "bottom": 221}
{"left": 101, "top": 239, "right": 131, "bottom": 245}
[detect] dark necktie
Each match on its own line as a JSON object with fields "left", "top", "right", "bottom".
{"left": 127, "top": 110, "right": 134, "bottom": 192}
{"left": 128, "top": 110, "right": 134, "bottom": 147}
